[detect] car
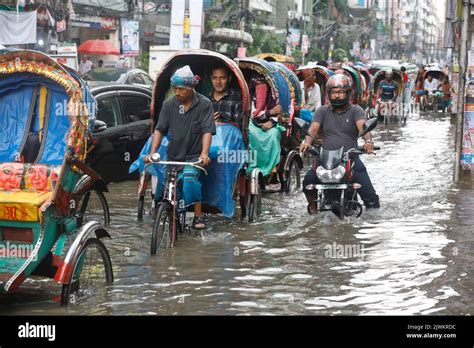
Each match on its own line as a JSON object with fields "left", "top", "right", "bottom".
{"left": 87, "top": 84, "right": 153, "bottom": 183}
{"left": 83, "top": 68, "right": 154, "bottom": 89}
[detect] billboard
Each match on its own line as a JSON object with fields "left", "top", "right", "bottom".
{"left": 121, "top": 19, "right": 139, "bottom": 56}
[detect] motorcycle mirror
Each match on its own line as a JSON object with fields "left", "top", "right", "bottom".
{"left": 292, "top": 118, "right": 310, "bottom": 135}
{"left": 359, "top": 118, "right": 378, "bottom": 137}
{"left": 93, "top": 120, "right": 107, "bottom": 133}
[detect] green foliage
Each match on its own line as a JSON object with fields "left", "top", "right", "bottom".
{"left": 138, "top": 51, "right": 149, "bottom": 72}
{"left": 248, "top": 28, "right": 285, "bottom": 56}
{"left": 307, "top": 47, "right": 325, "bottom": 62}
{"left": 332, "top": 48, "right": 347, "bottom": 62}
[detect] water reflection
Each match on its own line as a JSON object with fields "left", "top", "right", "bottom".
{"left": 1, "top": 112, "right": 473, "bottom": 315}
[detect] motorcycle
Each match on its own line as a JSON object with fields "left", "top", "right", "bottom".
{"left": 294, "top": 118, "right": 379, "bottom": 220}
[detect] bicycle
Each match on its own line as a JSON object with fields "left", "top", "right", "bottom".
{"left": 145, "top": 153, "right": 207, "bottom": 254}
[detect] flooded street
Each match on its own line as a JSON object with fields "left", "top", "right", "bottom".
{"left": 1, "top": 111, "right": 473, "bottom": 316}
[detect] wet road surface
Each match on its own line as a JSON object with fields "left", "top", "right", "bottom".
{"left": 1, "top": 111, "right": 473, "bottom": 315}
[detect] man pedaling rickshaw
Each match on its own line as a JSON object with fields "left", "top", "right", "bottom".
{"left": 147, "top": 66, "right": 216, "bottom": 230}
{"left": 377, "top": 69, "right": 398, "bottom": 116}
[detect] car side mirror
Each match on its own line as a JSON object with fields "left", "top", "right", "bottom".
{"left": 93, "top": 120, "right": 107, "bottom": 133}
{"left": 129, "top": 114, "right": 141, "bottom": 122}
{"left": 292, "top": 117, "right": 310, "bottom": 136}
{"left": 359, "top": 118, "right": 378, "bottom": 137}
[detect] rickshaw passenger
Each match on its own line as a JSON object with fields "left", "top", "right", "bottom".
{"left": 423, "top": 74, "right": 439, "bottom": 106}
{"left": 424, "top": 74, "right": 439, "bottom": 93}
{"left": 208, "top": 66, "right": 243, "bottom": 127}
{"left": 247, "top": 74, "right": 284, "bottom": 177}
{"left": 378, "top": 69, "right": 398, "bottom": 102}
{"left": 202, "top": 65, "right": 245, "bottom": 218}
{"left": 300, "top": 69, "right": 321, "bottom": 122}
{"left": 148, "top": 66, "right": 216, "bottom": 230}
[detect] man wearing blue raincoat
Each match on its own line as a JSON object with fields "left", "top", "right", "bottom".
{"left": 203, "top": 65, "right": 246, "bottom": 219}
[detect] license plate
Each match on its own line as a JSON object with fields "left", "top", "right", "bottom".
{"left": 315, "top": 184, "right": 348, "bottom": 190}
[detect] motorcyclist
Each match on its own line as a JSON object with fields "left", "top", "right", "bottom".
{"left": 300, "top": 74, "right": 380, "bottom": 214}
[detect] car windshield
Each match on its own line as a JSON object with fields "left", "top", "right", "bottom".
{"left": 83, "top": 69, "right": 127, "bottom": 82}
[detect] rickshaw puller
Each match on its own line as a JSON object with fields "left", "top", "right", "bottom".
{"left": 378, "top": 69, "right": 398, "bottom": 102}
{"left": 148, "top": 66, "right": 216, "bottom": 230}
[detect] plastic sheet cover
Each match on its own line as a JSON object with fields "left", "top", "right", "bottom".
{"left": 201, "top": 124, "right": 245, "bottom": 218}
{"left": 131, "top": 124, "right": 245, "bottom": 218}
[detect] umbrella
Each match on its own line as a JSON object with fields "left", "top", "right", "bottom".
{"left": 77, "top": 39, "right": 120, "bottom": 55}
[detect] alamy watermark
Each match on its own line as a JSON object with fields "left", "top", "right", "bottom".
{"left": 217, "top": 149, "right": 257, "bottom": 166}
{"left": 0, "top": 241, "right": 36, "bottom": 261}
{"left": 324, "top": 242, "right": 365, "bottom": 259}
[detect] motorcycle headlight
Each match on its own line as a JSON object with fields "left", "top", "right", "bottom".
{"left": 316, "top": 165, "right": 346, "bottom": 183}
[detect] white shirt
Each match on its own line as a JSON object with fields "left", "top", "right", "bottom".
{"left": 115, "top": 59, "right": 125, "bottom": 69}
{"left": 301, "top": 82, "right": 321, "bottom": 112}
{"left": 79, "top": 60, "right": 93, "bottom": 75}
{"left": 424, "top": 78, "right": 439, "bottom": 92}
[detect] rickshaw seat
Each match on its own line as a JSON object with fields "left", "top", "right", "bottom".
{"left": 0, "top": 191, "right": 52, "bottom": 222}
{"left": 0, "top": 162, "right": 61, "bottom": 222}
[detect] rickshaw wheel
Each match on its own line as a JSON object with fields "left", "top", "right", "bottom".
{"left": 60, "top": 238, "right": 113, "bottom": 306}
{"left": 77, "top": 190, "right": 110, "bottom": 227}
{"left": 285, "top": 160, "right": 301, "bottom": 193}
{"left": 248, "top": 184, "right": 262, "bottom": 223}
{"left": 151, "top": 202, "right": 174, "bottom": 254}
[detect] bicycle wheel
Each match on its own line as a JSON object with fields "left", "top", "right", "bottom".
{"left": 60, "top": 238, "right": 113, "bottom": 306}
{"left": 285, "top": 159, "right": 301, "bottom": 193}
{"left": 150, "top": 202, "right": 174, "bottom": 254}
{"left": 77, "top": 189, "right": 110, "bottom": 227}
{"left": 248, "top": 184, "right": 262, "bottom": 223}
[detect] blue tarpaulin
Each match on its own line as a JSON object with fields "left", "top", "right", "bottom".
{"left": 129, "top": 124, "right": 244, "bottom": 218}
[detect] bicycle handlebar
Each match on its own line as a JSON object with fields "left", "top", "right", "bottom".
{"left": 145, "top": 160, "right": 208, "bottom": 176}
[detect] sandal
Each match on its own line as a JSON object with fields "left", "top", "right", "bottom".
{"left": 192, "top": 216, "right": 206, "bottom": 230}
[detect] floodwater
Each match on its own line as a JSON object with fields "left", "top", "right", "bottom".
{"left": 1, "top": 111, "right": 473, "bottom": 315}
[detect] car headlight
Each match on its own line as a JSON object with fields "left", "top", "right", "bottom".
{"left": 316, "top": 165, "right": 346, "bottom": 183}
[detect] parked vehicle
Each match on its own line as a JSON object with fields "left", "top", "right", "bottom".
{"left": 87, "top": 84, "right": 153, "bottom": 183}
{"left": 82, "top": 68, "right": 154, "bottom": 89}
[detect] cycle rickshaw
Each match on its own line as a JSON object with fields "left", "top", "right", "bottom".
{"left": 130, "top": 49, "right": 261, "bottom": 251}
{"left": 371, "top": 68, "right": 406, "bottom": 123}
{"left": 423, "top": 67, "right": 446, "bottom": 111}
{"left": 296, "top": 64, "right": 333, "bottom": 106}
{"left": 236, "top": 57, "right": 304, "bottom": 196}
{"left": 0, "top": 50, "right": 113, "bottom": 306}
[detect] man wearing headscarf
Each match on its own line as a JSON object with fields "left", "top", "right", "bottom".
{"left": 148, "top": 65, "right": 216, "bottom": 230}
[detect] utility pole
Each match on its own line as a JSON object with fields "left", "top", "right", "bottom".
{"left": 412, "top": 0, "right": 418, "bottom": 62}
{"left": 454, "top": 0, "right": 470, "bottom": 182}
